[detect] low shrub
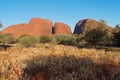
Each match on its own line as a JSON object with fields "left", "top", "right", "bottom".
{"left": 0, "top": 33, "right": 16, "bottom": 50}
{"left": 84, "top": 27, "right": 108, "bottom": 47}
{"left": 54, "top": 35, "right": 77, "bottom": 46}
{"left": 18, "top": 35, "right": 39, "bottom": 47}
{"left": 0, "top": 33, "right": 16, "bottom": 45}
{"left": 39, "top": 35, "right": 52, "bottom": 43}
{"left": 113, "top": 31, "right": 120, "bottom": 46}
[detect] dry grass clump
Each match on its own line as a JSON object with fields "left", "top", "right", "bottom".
{"left": 0, "top": 56, "right": 23, "bottom": 80}
{"left": 0, "top": 44, "right": 120, "bottom": 80}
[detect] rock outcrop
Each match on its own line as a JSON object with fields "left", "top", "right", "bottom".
{"left": 29, "top": 18, "right": 53, "bottom": 36}
{"left": 2, "top": 18, "right": 72, "bottom": 38}
{"left": 2, "top": 18, "right": 53, "bottom": 38}
{"left": 54, "top": 22, "right": 72, "bottom": 35}
{"left": 73, "top": 19, "right": 113, "bottom": 35}
{"left": 2, "top": 18, "right": 113, "bottom": 38}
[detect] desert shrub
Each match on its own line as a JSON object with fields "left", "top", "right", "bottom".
{"left": 75, "top": 35, "right": 83, "bottom": 43}
{"left": 54, "top": 35, "right": 77, "bottom": 46}
{"left": 103, "top": 32, "right": 114, "bottom": 46}
{"left": 54, "top": 35, "right": 67, "bottom": 44}
{"left": 39, "top": 35, "right": 52, "bottom": 43}
{"left": 113, "top": 31, "right": 120, "bottom": 46}
{"left": 84, "top": 26, "right": 108, "bottom": 47}
{"left": 18, "top": 35, "right": 39, "bottom": 47}
{"left": 67, "top": 36, "right": 77, "bottom": 46}
{"left": 63, "top": 36, "right": 77, "bottom": 46}
{"left": 75, "top": 35, "right": 86, "bottom": 47}
{"left": 75, "top": 35, "right": 85, "bottom": 43}
{"left": 0, "top": 33, "right": 16, "bottom": 50}
{"left": 0, "top": 33, "right": 16, "bottom": 45}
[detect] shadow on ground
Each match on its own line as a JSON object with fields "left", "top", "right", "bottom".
{"left": 22, "top": 55, "right": 120, "bottom": 80}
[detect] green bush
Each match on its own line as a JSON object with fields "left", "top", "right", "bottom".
{"left": 0, "top": 33, "right": 16, "bottom": 45}
{"left": 75, "top": 35, "right": 84, "bottom": 43}
{"left": 84, "top": 27, "right": 108, "bottom": 47}
{"left": 54, "top": 35, "right": 77, "bottom": 46}
{"left": 113, "top": 31, "right": 120, "bottom": 46}
{"left": 103, "top": 32, "right": 114, "bottom": 46}
{"left": 18, "top": 35, "right": 39, "bottom": 47}
{"left": 39, "top": 35, "right": 52, "bottom": 43}
{"left": 54, "top": 35, "right": 67, "bottom": 44}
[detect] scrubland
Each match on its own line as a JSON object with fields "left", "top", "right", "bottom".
{"left": 0, "top": 44, "right": 120, "bottom": 80}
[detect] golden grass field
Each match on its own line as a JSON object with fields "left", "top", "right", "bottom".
{"left": 0, "top": 44, "right": 120, "bottom": 80}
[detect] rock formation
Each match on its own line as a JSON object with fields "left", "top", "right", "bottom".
{"left": 2, "top": 18, "right": 72, "bottom": 38}
{"left": 2, "top": 18, "right": 113, "bottom": 38}
{"left": 29, "top": 18, "right": 53, "bottom": 36}
{"left": 2, "top": 18, "right": 53, "bottom": 38}
{"left": 73, "top": 19, "right": 113, "bottom": 35}
{"left": 54, "top": 22, "right": 72, "bottom": 35}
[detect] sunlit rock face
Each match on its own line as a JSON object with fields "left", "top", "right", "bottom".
{"left": 54, "top": 22, "right": 72, "bottom": 35}
{"left": 2, "top": 18, "right": 53, "bottom": 38}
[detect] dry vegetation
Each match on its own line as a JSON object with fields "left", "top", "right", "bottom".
{"left": 0, "top": 44, "right": 120, "bottom": 80}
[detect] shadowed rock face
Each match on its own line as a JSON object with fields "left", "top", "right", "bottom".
{"left": 2, "top": 18, "right": 53, "bottom": 38}
{"left": 73, "top": 19, "right": 87, "bottom": 34}
{"left": 54, "top": 22, "right": 72, "bottom": 35}
{"left": 73, "top": 19, "right": 113, "bottom": 35}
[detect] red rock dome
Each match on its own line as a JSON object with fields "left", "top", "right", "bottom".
{"left": 54, "top": 22, "right": 72, "bottom": 35}
{"left": 2, "top": 18, "right": 53, "bottom": 38}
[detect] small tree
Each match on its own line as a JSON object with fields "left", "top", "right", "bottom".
{"left": 113, "top": 31, "right": 120, "bottom": 46}
{"left": 39, "top": 35, "right": 52, "bottom": 43}
{"left": 54, "top": 35, "right": 68, "bottom": 44}
{"left": 75, "top": 35, "right": 84, "bottom": 43}
{"left": 104, "top": 32, "right": 114, "bottom": 46}
{"left": 84, "top": 26, "right": 108, "bottom": 47}
{"left": 0, "top": 33, "right": 16, "bottom": 50}
{"left": 18, "top": 35, "right": 39, "bottom": 47}
{"left": 75, "top": 35, "right": 85, "bottom": 47}
{"left": 0, "top": 33, "right": 15, "bottom": 45}
{"left": 54, "top": 35, "right": 77, "bottom": 46}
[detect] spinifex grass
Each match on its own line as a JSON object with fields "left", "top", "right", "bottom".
{"left": 0, "top": 44, "right": 120, "bottom": 80}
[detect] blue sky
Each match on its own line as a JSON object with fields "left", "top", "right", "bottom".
{"left": 0, "top": 0, "right": 120, "bottom": 31}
